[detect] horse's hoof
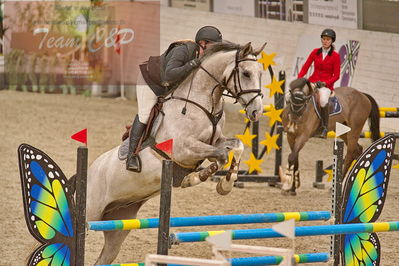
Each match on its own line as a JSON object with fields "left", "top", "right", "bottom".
{"left": 289, "top": 191, "right": 297, "bottom": 196}
{"left": 281, "top": 189, "right": 291, "bottom": 196}
{"left": 216, "top": 181, "right": 232, "bottom": 195}
{"left": 180, "top": 179, "right": 191, "bottom": 188}
{"left": 181, "top": 175, "right": 193, "bottom": 188}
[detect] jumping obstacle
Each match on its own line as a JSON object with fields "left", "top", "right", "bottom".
{"left": 88, "top": 211, "right": 331, "bottom": 231}
{"left": 100, "top": 252, "right": 329, "bottom": 266}
{"left": 214, "top": 69, "right": 285, "bottom": 186}
{"left": 170, "top": 221, "right": 399, "bottom": 243}
{"left": 18, "top": 133, "right": 397, "bottom": 265}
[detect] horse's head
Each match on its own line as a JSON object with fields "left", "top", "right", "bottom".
{"left": 288, "top": 78, "right": 314, "bottom": 115}
{"left": 221, "top": 42, "right": 266, "bottom": 121}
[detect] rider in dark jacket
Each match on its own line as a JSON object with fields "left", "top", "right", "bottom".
{"left": 127, "top": 26, "right": 223, "bottom": 172}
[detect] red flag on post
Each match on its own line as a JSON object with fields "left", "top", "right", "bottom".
{"left": 155, "top": 139, "right": 173, "bottom": 156}
{"left": 71, "top": 129, "right": 87, "bottom": 145}
{"left": 114, "top": 26, "right": 121, "bottom": 54}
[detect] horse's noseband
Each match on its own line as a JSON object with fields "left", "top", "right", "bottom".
{"left": 223, "top": 50, "right": 263, "bottom": 109}
{"left": 289, "top": 89, "right": 312, "bottom": 115}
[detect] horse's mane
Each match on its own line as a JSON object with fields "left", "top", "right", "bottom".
{"left": 289, "top": 78, "right": 308, "bottom": 90}
{"left": 202, "top": 41, "right": 241, "bottom": 60}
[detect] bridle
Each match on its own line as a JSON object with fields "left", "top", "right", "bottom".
{"left": 289, "top": 80, "right": 314, "bottom": 116}
{"left": 167, "top": 48, "right": 263, "bottom": 144}
{"left": 199, "top": 49, "right": 263, "bottom": 111}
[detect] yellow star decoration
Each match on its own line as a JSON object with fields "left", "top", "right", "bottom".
{"left": 257, "top": 51, "right": 276, "bottom": 70}
{"left": 265, "top": 76, "right": 284, "bottom": 98}
{"left": 264, "top": 104, "right": 283, "bottom": 127}
{"left": 259, "top": 133, "right": 280, "bottom": 154}
{"left": 235, "top": 127, "right": 256, "bottom": 148}
{"left": 325, "top": 169, "right": 333, "bottom": 182}
{"left": 393, "top": 164, "right": 399, "bottom": 170}
{"left": 223, "top": 151, "right": 235, "bottom": 170}
{"left": 238, "top": 109, "right": 250, "bottom": 123}
{"left": 243, "top": 153, "right": 264, "bottom": 174}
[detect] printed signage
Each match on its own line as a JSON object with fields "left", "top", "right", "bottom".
{"left": 308, "top": 0, "right": 358, "bottom": 29}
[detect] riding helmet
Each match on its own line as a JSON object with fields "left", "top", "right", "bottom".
{"left": 321, "top": 28, "right": 336, "bottom": 42}
{"left": 195, "top": 26, "right": 222, "bottom": 44}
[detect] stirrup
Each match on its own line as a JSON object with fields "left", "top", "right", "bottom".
{"left": 126, "top": 155, "right": 142, "bottom": 172}
{"left": 319, "top": 128, "right": 328, "bottom": 139}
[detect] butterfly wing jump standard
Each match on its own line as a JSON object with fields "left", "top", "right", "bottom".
{"left": 340, "top": 135, "right": 396, "bottom": 266}
{"left": 18, "top": 144, "right": 76, "bottom": 266}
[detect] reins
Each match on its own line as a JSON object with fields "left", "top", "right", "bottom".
{"left": 163, "top": 48, "right": 263, "bottom": 145}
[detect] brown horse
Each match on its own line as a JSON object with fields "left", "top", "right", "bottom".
{"left": 281, "top": 78, "right": 380, "bottom": 195}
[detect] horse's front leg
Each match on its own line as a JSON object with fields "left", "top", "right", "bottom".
{"left": 281, "top": 133, "right": 307, "bottom": 196}
{"left": 178, "top": 137, "right": 229, "bottom": 189}
{"left": 215, "top": 138, "right": 244, "bottom": 195}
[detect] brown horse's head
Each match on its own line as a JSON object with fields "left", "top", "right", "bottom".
{"left": 288, "top": 78, "right": 314, "bottom": 115}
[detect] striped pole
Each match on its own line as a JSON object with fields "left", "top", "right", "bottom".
{"left": 88, "top": 211, "right": 331, "bottom": 231}
{"left": 170, "top": 221, "right": 399, "bottom": 244}
{"left": 326, "top": 131, "right": 399, "bottom": 139}
{"left": 97, "top": 252, "right": 329, "bottom": 266}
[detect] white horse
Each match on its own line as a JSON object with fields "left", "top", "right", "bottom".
{"left": 86, "top": 42, "right": 266, "bottom": 264}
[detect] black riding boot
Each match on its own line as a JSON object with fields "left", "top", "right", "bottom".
{"left": 126, "top": 115, "right": 146, "bottom": 172}
{"left": 320, "top": 106, "right": 329, "bottom": 138}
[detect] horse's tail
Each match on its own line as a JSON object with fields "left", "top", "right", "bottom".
{"left": 363, "top": 93, "right": 380, "bottom": 142}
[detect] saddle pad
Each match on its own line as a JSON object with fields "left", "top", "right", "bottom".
{"left": 329, "top": 95, "right": 342, "bottom": 116}
{"left": 118, "top": 138, "right": 130, "bottom": 160}
{"left": 312, "top": 94, "right": 342, "bottom": 119}
{"left": 117, "top": 139, "right": 195, "bottom": 187}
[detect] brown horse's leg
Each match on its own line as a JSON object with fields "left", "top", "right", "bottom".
{"left": 282, "top": 133, "right": 309, "bottom": 195}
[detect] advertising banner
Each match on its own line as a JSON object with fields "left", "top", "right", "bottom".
{"left": 171, "top": 0, "right": 211, "bottom": 11}
{"left": 4, "top": 1, "right": 160, "bottom": 93}
{"left": 308, "top": 0, "right": 357, "bottom": 29}
{"left": 290, "top": 34, "right": 360, "bottom": 88}
{"left": 213, "top": 0, "right": 255, "bottom": 17}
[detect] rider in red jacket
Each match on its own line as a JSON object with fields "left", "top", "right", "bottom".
{"left": 298, "top": 28, "right": 340, "bottom": 138}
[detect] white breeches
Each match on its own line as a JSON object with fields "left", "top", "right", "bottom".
{"left": 136, "top": 71, "right": 157, "bottom": 124}
{"left": 318, "top": 87, "right": 331, "bottom": 107}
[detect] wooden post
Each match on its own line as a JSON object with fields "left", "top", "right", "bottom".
{"left": 331, "top": 140, "right": 344, "bottom": 265}
{"left": 75, "top": 146, "right": 88, "bottom": 266}
{"left": 157, "top": 160, "right": 174, "bottom": 259}
{"left": 274, "top": 70, "right": 285, "bottom": 177}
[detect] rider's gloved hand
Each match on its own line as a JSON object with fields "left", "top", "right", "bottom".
{"left": 188, "top": 58, "right": 201, "bottom": 69}
{"left": 315, "top": 81, "right": 326, "bottom": 88}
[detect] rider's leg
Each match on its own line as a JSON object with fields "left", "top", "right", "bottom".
{"left": 126, "top": 74, "right": 157, "bottom": 172}
{"left": 318, "top": 87, "right": 331, "bottom": 138}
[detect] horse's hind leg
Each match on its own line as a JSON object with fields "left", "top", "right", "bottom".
{"left": 94, "top": 201, "right": 146, "bottom": 265}
{"left": 340, "top": 133, "right": 363, "bottom": 176}
{"left": 216, "top": 138, "right": 244, "bottom": 195}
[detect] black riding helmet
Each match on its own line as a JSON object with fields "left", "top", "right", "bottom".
{"left": 321, "top": 28, "right": 336, "bottom": 42}
{"left": 195, "top": 26, "right": 222, "bottom": 44}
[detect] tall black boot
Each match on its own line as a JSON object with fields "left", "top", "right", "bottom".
{"left": 320, "top": 106, "right": 329, "bottom": 138}
{"left": 126, "top": 115, "right": 146, "bottom": 172}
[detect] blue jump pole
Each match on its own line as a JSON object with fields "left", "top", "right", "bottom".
{"left": 97, "top": 252, "right": 329, "bottom": 266}
{"left": 88, "top": 211, "right": 331, "bottom": 231}
{"left": 170, "top": 221, "right": 399, "bottom": 244}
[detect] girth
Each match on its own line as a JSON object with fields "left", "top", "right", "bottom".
{"left": 167, "top": 95, "right": 223, "bottom": 145}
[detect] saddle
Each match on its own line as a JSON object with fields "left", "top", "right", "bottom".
{"left": 120, "top": 100, "right": 166, "bottom": 159}
{"left": 118, "top": 100, "right": 196, "bottom": 187}
{"left": 311, "top": 91, "right": 342, "bottom": 136}
{"left": 312, "top": 92, "right": 342, "bottom": 119}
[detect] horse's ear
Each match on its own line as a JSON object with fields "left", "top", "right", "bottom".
{"left": 239, "top": 42, "right": 253, "bottom": 58}
{"left": 253, "top": 42, "right": 267, "bottom": 56}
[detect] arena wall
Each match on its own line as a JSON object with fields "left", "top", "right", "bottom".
{"left": 159, "top": 6, "right": 399, "bottom": 131}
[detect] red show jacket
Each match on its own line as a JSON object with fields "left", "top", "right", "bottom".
{"left": 298, "top": 48, "right": 341, "bottom": 91}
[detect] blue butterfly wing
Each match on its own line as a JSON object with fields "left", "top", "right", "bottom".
{"left": 340, "top": 135, "right": 396, "bottom": 266}
{"left": 18, "top": 144, "right": 76, "bottom": 266}
{"left": 343, "top": 233, "right": 380, "bottom": 266}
